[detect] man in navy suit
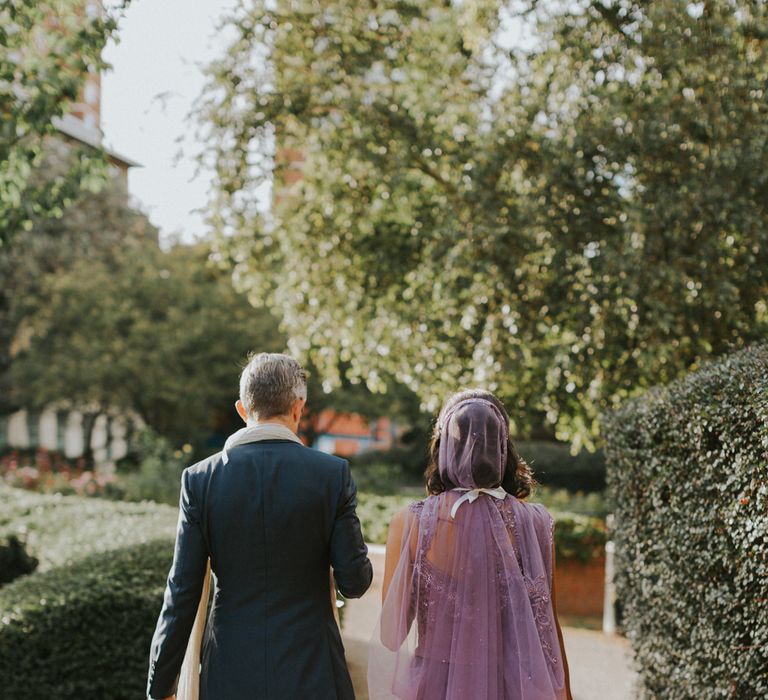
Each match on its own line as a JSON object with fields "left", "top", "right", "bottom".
{"left": 147, "top": 353, "right": 373, "bottom": 699}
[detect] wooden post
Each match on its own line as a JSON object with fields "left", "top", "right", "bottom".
{"left": 603, "top": 513, "right": 616, "bottom": 635}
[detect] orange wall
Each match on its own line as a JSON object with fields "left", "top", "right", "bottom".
{"left": 554, "top": 554, "right": 605, "bottom": 618}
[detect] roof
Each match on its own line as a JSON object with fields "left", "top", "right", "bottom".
{"left": 52, "top": 113, "right": 141, "bottom": 168}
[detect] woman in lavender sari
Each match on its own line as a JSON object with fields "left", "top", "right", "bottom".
{"left": 369, "top": 390, "right": 573, "bottom": 700}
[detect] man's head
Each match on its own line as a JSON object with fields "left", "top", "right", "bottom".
{"left": 236, "top": 353, "right": 308, "bottom": 429}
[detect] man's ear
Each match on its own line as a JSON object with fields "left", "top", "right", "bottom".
{"left": 293, "top": 397, "right": 306, "bottom": 423}
{"left": 235, "top": 399, "right": 249, "bottom": 423}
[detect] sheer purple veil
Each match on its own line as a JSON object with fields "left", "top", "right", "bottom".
{"left": 368, "top": 398, "right": 567, "bottom": 700}
{"left": 437, "top": 398, "right": 508, "bottom": 489}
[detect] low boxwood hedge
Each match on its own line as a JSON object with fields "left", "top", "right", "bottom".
{"left": 603, "top": 344, "right": 768, "bottom": 699}
{"left": 0, "top": 539, "right": 174, "bottom": 700}
{"left": 0, "top": 483, "right": 177, "bottom": 571}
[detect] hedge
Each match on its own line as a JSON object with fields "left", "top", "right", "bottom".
{"left": 0, "top": 539, "right": 173, "bottom": 699}
{"left": 603, "top": 344, "right": 768, "bottom": 699}
{"left": 516, "top": 440, "right": 606, "bottom": 492}
{"left": 0, "top": 483, "right": 177, "bottom": 571}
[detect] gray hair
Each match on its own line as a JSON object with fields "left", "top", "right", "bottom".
{"left": 239, "top": 353, "right": 308, "bottom": 420}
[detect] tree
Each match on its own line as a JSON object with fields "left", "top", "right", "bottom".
{"left": 3, "top": 175, "right": 418, "bottom": 456}
{"left": 10, "top": 239, "right": 285, "bottom": 459}
{"left": 0, "top": 175, "right": 153, "bottom": 414}
{"left": 198, "top": 0, "right": 768, "bottom": 448}
{"left": 0, "top": 0, "right": 127, "bottom": 247}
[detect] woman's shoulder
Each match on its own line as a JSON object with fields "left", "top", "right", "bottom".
{"left": 407, "top": 498, "right": 426, "bottom": 515}
{"left": 388, "top": 500, "right": 424, "bottom": 530}
{"left": 514, "top": 498, "right": 555, "bottom": 527}
{"left": 388, "top": 496, "right": 438, "bottom": 532}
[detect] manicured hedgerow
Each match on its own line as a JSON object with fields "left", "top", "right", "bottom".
{"left": 603, "top": 344, "right": 768, "bottom": 699}
{"left": 0, "top": 483, "right": 177, "bottom": 571}
{"left": 0, "top": 539, "right": 174, "bottom": 700}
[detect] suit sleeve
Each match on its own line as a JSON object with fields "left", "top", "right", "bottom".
{"left": 146, "top": 468, "right": 209, "bottom": 699}
{"left": 330, "top": 460, "right": 373, "bottom": 599}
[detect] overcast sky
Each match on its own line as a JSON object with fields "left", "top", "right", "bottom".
{"left": 101, "top": 0, "right": 254, "bottom": 241}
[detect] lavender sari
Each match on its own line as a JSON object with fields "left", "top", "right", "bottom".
{"left": 368, "top": 399, "right": 567, "bottom": 700}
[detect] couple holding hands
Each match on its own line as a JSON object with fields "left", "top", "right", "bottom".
{"left": 147, "top": 353, "right": 572, "bottom": 700}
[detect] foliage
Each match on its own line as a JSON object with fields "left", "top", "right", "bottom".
{"left": 0, "top": 176, "right": 157, "bottom": 413}
{"left": 348, "top": 441, "right": 430, "bottom": 482}
{"left": 0, "top": 539, "right": 172, "bottom": 700}
{"left": 0, "top": 432, "right": 189, "bottom": 505}
{"left": 517, "top": 440, "right": 606, "bottom": 492}
{"left": 603, "top": 344, "right": 768, "bottom": 699}
{"left": 9, "top": 237, "right": 284, "bottom": 449}
{"left": 0, "top": 534, "right": 38, "bottom": 586}
{"left": 116, "top": 429, "right": 193, "bottom": 506}
{"left": 199, "top": 0, "right": 768, "bottom": 449}
{"left": 356, "top": 491, "right": 414, "bottom": 545}
{"left": 0, "top": 482, "right": 177, "bottom": 572}
{"left": 547, "top": 512, "right": 606, "bottom": 563}
{"left": 1, "top": 448, "right": 119, "bottom": 497}
{"left": 0, "top": 0, "right": 128, "bottom": 246}
{"left": 529, "top": 485, "right": 607, "bottom": 519}
{"left": 2, "top": 173, "right": 385, "bottom": 451}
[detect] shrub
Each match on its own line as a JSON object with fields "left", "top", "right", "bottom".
{"left": 548, "top": 512, "right": 606, "bottom": 563}
{"left": 356, "top": 492, "right": 414, "bottom": 544}
{"left": 116, "top": 429, "right": 192, "bottom": 506}
{"left": 517, "top": 440, "right": 606, "bottom": 492}
{"left": 0, "top": 483, "right": 177, "bottom": 571}
{"left": 0, "top": 539, "right": 173, "bottom": 700}
{"left": 349, "top": 441, "right": 429, "bottom": 480}
{"left": 530, "top": 485, "right": 608, "bottom": 518}
{"left": 349, "top": 460, "right": 423, "bottom": 495}
{"left": 603, "top": 344, "right": 768, "bottom": 699}
{"left": 351, "top": 438, "right": 607, "bottom": 492}
{"left": 0, "top": 534, "right": 38, "bottom": 586}
{"left": 0, "top": 448, "right": 119, "bottom": 497}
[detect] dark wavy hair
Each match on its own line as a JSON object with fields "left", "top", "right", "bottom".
{"left": 424, "top": 389, "right": 536, "bottom": 499}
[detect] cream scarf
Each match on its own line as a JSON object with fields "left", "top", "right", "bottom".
{"left": 176, "top": 423, "right": 302, "bottom": 700}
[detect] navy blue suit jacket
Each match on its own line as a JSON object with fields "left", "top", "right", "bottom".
{"left": 146, "top": 440, "right": 373, "bottom": 699}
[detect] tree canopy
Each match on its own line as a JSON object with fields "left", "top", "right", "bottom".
{"left": 10, "top": 237, "right": 285, "bottom": 449}
{"left": 0, "top": 175, "right": 153, "bottom": 414}
{"left": 199, "top": 0, "right": 768, "bottom": 447}
{"left": 0, "top": 0, "right": 126, "bottom": 247}
{"left": 4, "top": 173, "right": 408, "bottom": 456}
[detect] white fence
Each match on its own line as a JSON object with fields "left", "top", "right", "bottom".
{"left": 0, "top": 408, "right": 132, "bottom": 469}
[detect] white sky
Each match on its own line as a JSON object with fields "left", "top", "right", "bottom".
{"left": 101, "top": 0, "right": 258, "bottom": 241}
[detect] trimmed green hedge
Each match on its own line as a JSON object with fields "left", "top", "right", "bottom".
{"left": 604, "top": 344, "right": 768, "bottom": 699}
{"left": 0, "top": 539, "right": 173, "bottom": 700}
{"left": 0, "top": 483, "right": 177, "bottom": 571}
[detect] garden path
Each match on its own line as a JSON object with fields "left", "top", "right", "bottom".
{"left": 341, "top": 546, "right": 638, "bottom": 700}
